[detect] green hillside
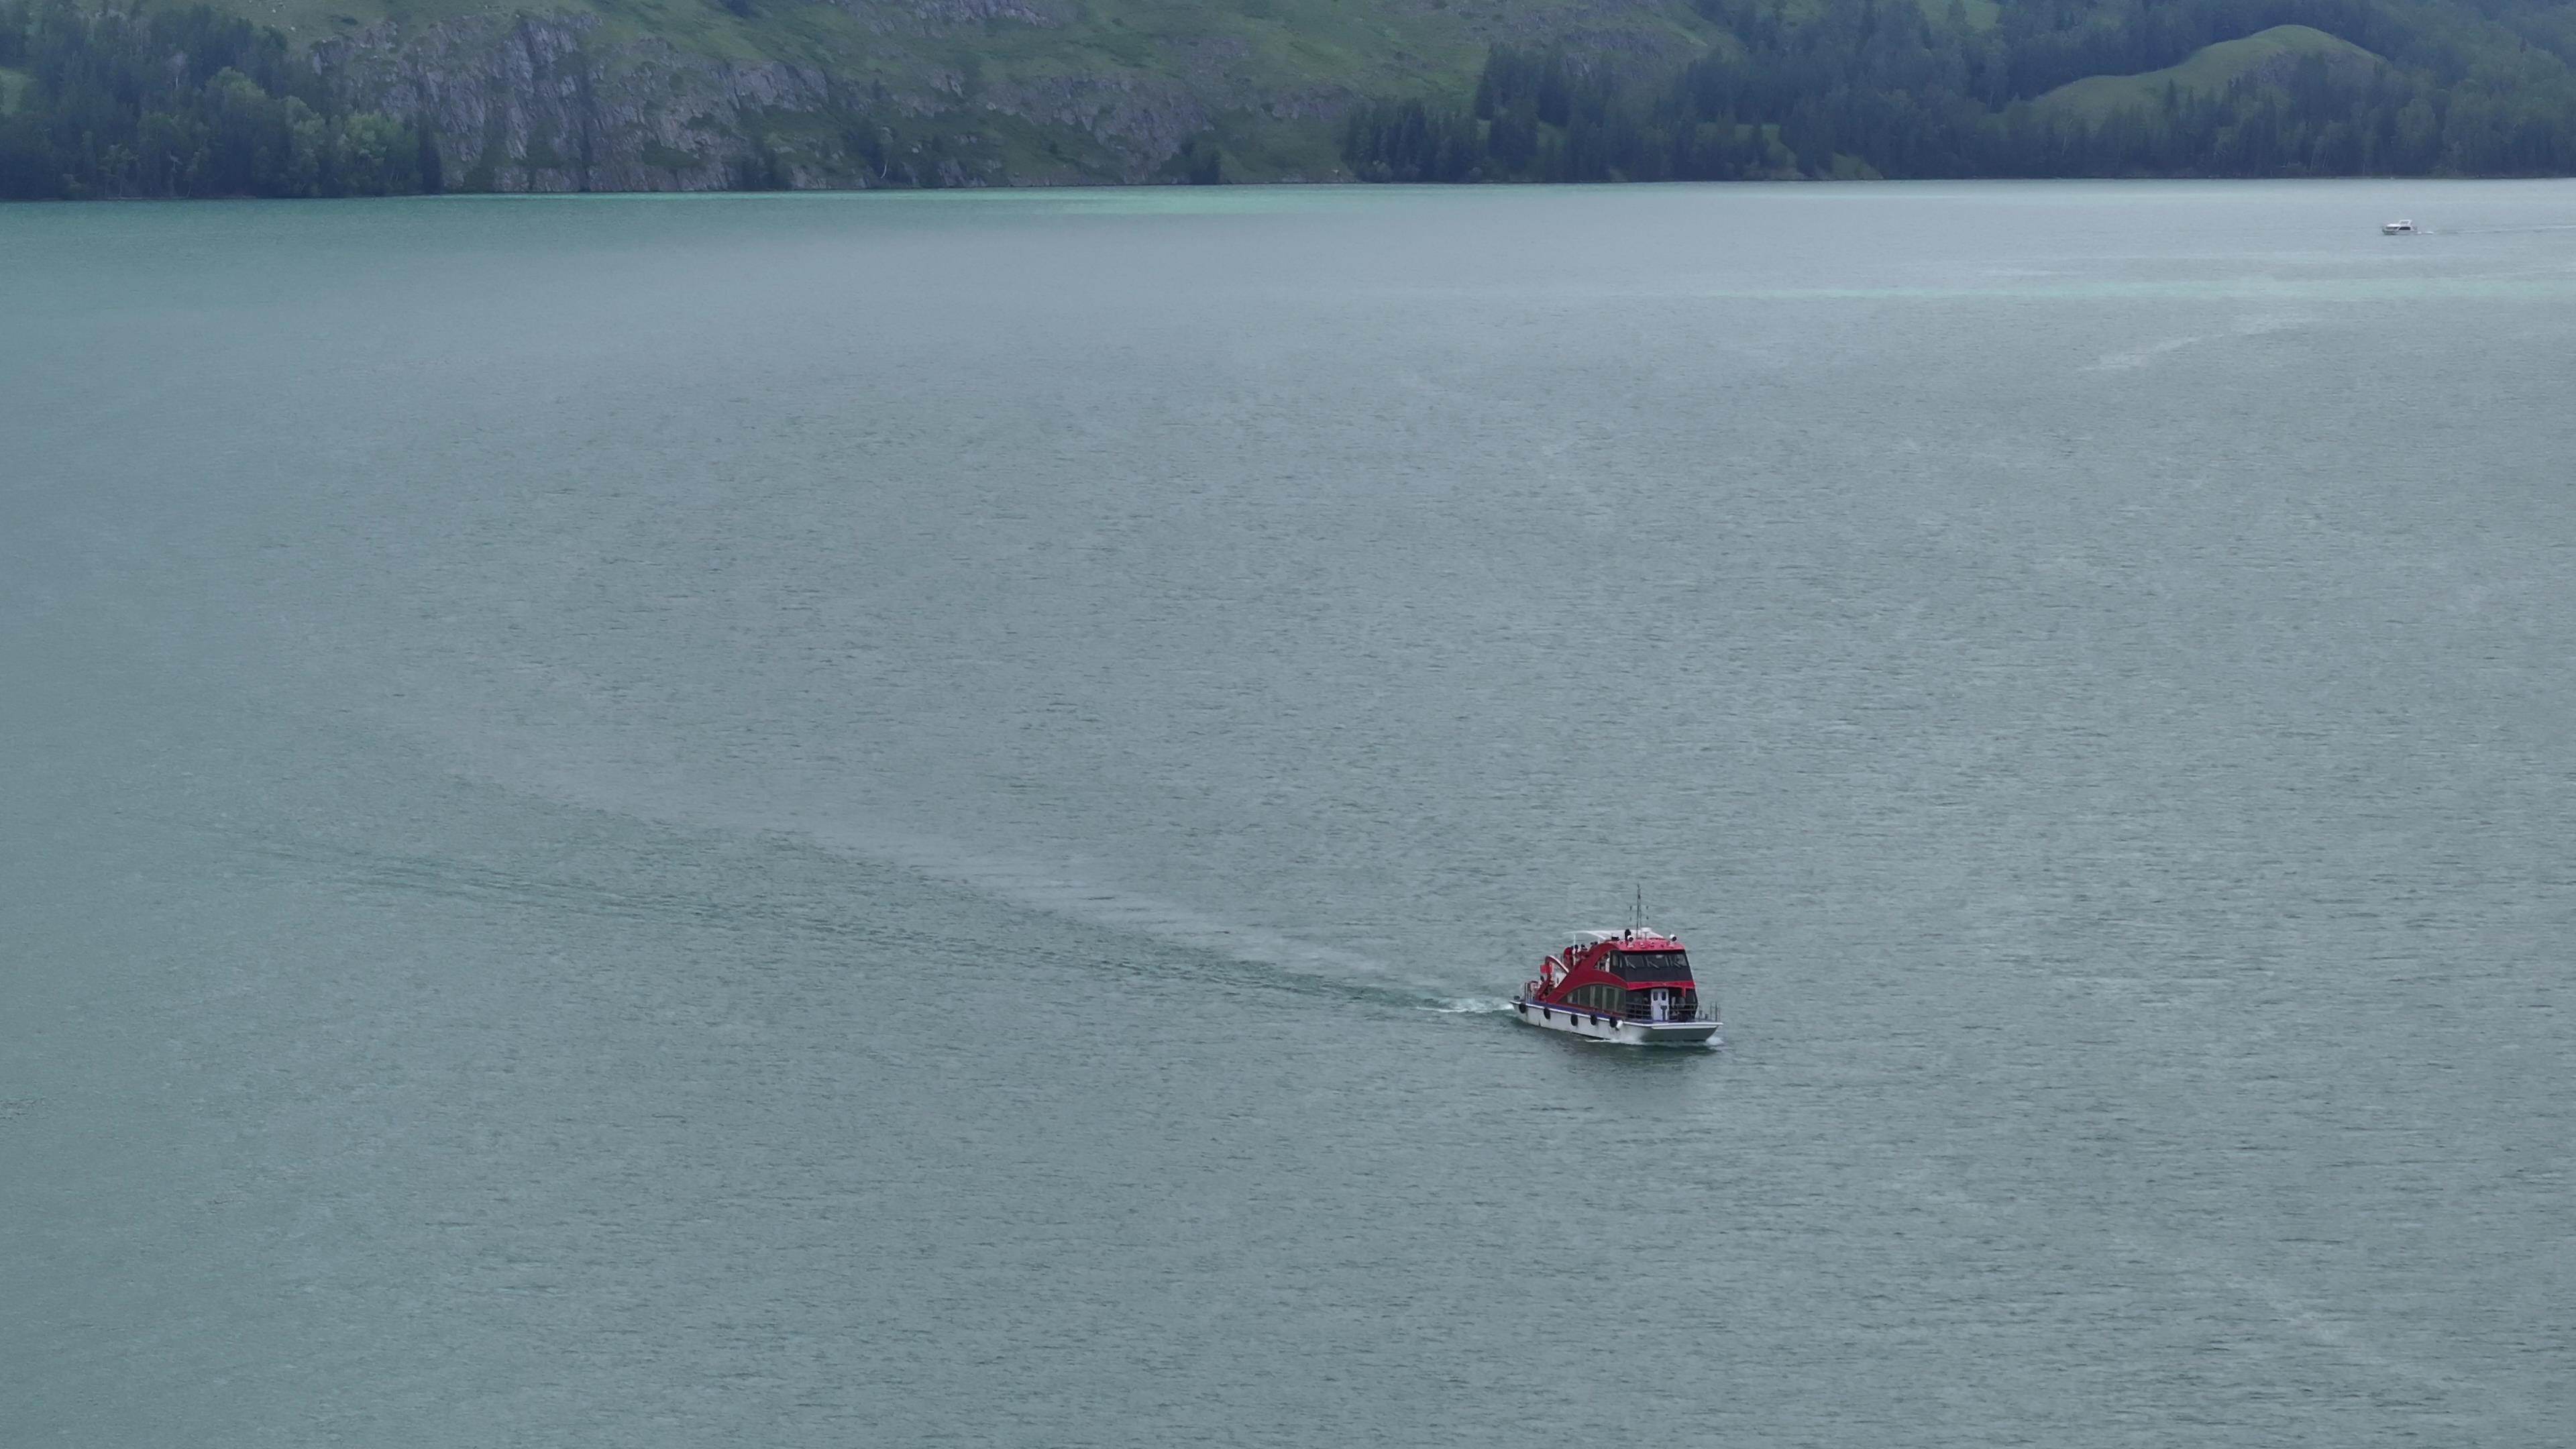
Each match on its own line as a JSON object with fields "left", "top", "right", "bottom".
{"left": 2035, "top": 24, "right": 2381, "bottom": 122}
{"left": 6, "top": 0, "right": 2576, "bottom": 196}
{"left": 240, "top": 0, "right": 1719, "bottom": 184}
{"left": 0, "top": 0, "right": 1727, "bottom": 195}
{"left": 1344, "top": 0, "right": 2576, "bottom": 182}
{"left": 1911, "top": 0, "right": 1999, "bottom": 28}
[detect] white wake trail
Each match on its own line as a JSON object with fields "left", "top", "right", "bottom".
{"left": 781, "top": 818, "right": 1468, "bottom": 1007}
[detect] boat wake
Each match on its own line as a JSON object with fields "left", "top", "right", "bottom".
{"left": 277, "top": 797, "right": 1491, "bottom": 1017}
{"left": 370, "top": 735, "right": 1493, "bottom": 1016}
{"left": 2086, "top": 313, "right": 2302, "bottom": 372}
{"left": 782, "top": 819, "right": 1478, "bottom": 1012}
{"left": 2428, "top": 223, "right": 2576, "bottom": 235}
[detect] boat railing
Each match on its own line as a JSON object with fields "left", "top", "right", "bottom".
{"left": 1619, "top": 991, "right": 1719, "bottom": 1025}
{"left": 1525, "top": 999, "right": 1720, "bottom": 1026}
{"left": 1519, "top": 992, "right": 1721, "bottom": 1026}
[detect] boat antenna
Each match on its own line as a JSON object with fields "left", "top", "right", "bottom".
{"left": 1632, "top": 884, "right": 1643, "bottom": 934}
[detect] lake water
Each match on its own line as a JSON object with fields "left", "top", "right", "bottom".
{"left": 5, "top": 180, "right": 2574, "bottom": 1446}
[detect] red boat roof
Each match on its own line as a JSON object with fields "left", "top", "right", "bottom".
{"left": 1528, "top": 928, "right": 1701, "bottom": 1004}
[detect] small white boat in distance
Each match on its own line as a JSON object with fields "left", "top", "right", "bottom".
{"left": 2383, "top": 219, "right": 2416, "bottom": 235}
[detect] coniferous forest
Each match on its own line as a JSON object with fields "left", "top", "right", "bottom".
{"left": 0, "top": 1, "right": 431, "bottom": 199}
{"left": 1345, "top": 0, "right": 2576, "bottom": 181}
{"left": 8, "top": 0, "right": 2576, "bottom": 197}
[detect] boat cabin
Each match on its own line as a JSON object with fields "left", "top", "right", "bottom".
{"left": 1529, "top": 929, "right": 1707, "bottom": 1024}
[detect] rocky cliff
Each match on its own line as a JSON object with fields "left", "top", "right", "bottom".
{"left": 289, "top": 0, "right": 1719, "bottom": 190}
{"left": 316, "top": 14, "right": 817, "bottom": 191}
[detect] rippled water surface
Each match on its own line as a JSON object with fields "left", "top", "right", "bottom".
{"left": 6, "top": 181, "right": 2575, "bottom": 1445}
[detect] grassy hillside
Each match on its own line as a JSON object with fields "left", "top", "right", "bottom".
{"left": 0, "top": 0, "right": 1729, "bottom": 196}
{"left": 2035, "top": 24, "right": 2381, "bottom": 121}
{"left": 8, "top": 0, "right": 2576, "bottom": 195}
{"left": 1346, "top": 0, "right": 2576, "bottom": 182}
{"left": 239, "top": 0, "right": 1719, "bottom": 181}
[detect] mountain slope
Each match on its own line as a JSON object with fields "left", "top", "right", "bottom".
{"left": 7, "top": 0, "right": 2576, "bottom": 195}
{"left": 2033, "top": 23, "right": 2382, "bottom": 121}
{"left": 1342, "top": 0, "right": 2576, "bottom": 181}
{"left": 278, "top": 0, "right": 1722, "bottom": 189}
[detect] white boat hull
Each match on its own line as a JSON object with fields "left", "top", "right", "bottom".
{"left": 1511, "top": 998, "right": 1719, "bottom": 1046}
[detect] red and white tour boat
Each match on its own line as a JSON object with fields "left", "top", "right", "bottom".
{"left": 1513, "top": 928, "right": 1719, "bottom": 1046}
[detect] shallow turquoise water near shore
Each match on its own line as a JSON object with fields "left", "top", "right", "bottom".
{"left": 5, "top": 180, "right": 2574, "bottom": 1445}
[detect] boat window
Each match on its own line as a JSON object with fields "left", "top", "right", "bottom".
{"left": 1572, "top": 984, "right": 1617, "bottom": 1011}
{"left": 1611, "top": 950, "right": 1691, "bottom": 980}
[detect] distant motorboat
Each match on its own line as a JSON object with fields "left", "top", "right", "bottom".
{"left": 2383, "top": 219, "right": 2417, "bottom": 235}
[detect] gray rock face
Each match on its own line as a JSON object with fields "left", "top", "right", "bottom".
{"left": 309, "top": 7, "right": 1215, "bottom": 189}
{"left": 302, "top": 1, "right": 1713, "bottom": 191}
{"left": 981, "top": 72, "right": 1215, "bottom": 176}
{"left": 892, "top": 0, "right": 1072, "bottom": 26}
{"left": 315, "top": 14, "right": 839, "bottom": 192}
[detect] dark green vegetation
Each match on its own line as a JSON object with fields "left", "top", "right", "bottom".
{"left": 0, "top": 1, "right": 431, "bottom": 197}
{"left": 113, "top": 0, "right": 1690, "bottom": 194}
{"left": 1344, "top": 0, "right": 2576, "bottom": 180}
{"left": 2, "top": 0, "right": 2573, "bottom": 195}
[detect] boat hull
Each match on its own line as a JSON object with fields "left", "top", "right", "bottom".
{"left": 1510, "top": 998, "right": 1719, "bottom": 1046}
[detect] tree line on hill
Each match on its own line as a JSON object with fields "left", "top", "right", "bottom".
{"left": 1345, "top": 0, "right": 2576, "bottom": 181}
{"left": 10, "top": 0, "right": 2576, "bottom": 197}
{"left": 0, "top": 1, "right": 433, "bottom": 199}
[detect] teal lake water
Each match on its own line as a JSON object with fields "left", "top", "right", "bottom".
{"left": 6, "top": 181, "right": 2574, "bottom": 1444}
